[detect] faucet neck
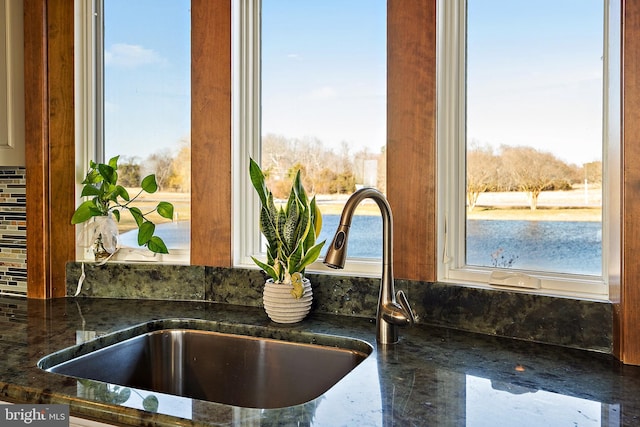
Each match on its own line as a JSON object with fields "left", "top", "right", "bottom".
{"left": 325, "top": 187, "right": 413, "bottom": 345}
{"left": 337, "top": 188, "right": 393, "bottom": 270}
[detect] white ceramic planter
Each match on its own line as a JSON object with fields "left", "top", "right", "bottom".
{"left": 263, "top": 278, "right": 313, "bottom": 323}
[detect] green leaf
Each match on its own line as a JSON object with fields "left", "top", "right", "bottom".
{"left": 276, "top": 206, "right": 287, "bottom": 244}
{"left": 71, "top": 201, "right": 102, "bottom": 224}
{"left": 157, "top": 201, "right": 174, "bottom": 219}
{"left": 147, "top": 236, "right": 168, "bottom": 254}
{"left": 293, "top": 169, "right": 309, "bottom": 206}
{"left": 266, "top": 245, "right": 277, "bottom": 265}
{"left": 141, "top": 174, "right": 158, "bottom": 193}
{"left": 108, "top": 155, "right": 119, "bottom": 170}
{"left": 267, "top": 192, "right": 278, "bottom": 221}
{"left": 138, "top": 221, "right": 155, "bottom": 246}
{"left": 112, "top": 210, "right": 120, "bottom": 222}
{"left": 259, "top": 206, "right": 278, "bottom": 248}
{"left": 82, "top": 168, "right": 102, "bottom": 185}
{"left": 116, "top": 185, "right": 130, "bottom": 201}
{"left": 249, "top": 158, "right": 269, "bottom": 206}
{"left": 115, "top": 388, "right": 131, "bottom": 404}
{"left": 142, "top": 395, "right": 159, "bottom": 412}
{"left": 80, "top": 184, "right": 101, "bottom": 197}
{"left": 98, "top": 164, "right": 117, "bottom": 185}
{"left": 129, "top": 207, "right": 144, "bottom": 227}
{"left": 105, "top": 183, "right": 120, "bottom": 202}
{"left": 293, "top": 204, "right": 311, "bottom": 251}
{"left": 287, "top": 243, "right": 303, "bottom": 274}
{"left": 295, "top": 241, "right": 326, "bottom": 272}
{"left": 283, "top": 202, "right": 300, "bottom": 252}
{"left": 310, "top": 196, "right": 322, "bottom": 238}
{"left": 251, "top": 256, "right": 279, "bottom": 281}
{"left": 303, "top": 206, "right": 317, "bottom": 250}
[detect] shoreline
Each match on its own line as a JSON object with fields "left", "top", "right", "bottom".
{"left": 316, "top": 203, "right": 602, "bottom": 221}
{"left": 123, "top": 189, "right": 602, "bottom": 224}
{"left": 316, "top": 187, "right": 602, "bottom": 221}
{"left": 465, "top": 206, "right": 601, "bottom": 222}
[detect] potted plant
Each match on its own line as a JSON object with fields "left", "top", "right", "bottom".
{"left": 71, "top": 156, "right": 175, "bottom": 260}
{"left": 249, "top": 158, "right": 325, "bottom": 323}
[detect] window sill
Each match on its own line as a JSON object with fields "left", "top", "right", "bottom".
{"left": 76, "top": 248, "right": 190, "bottom": 265}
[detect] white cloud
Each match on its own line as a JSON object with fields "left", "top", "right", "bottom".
{"left": 105, "top": 43, "right": 165, "bottom": 68}
{"left": 308, "top": 86, "right": 338, "bottom": 100}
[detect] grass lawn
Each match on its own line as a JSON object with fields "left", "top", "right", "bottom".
{"left": 112, "top": 188, "right": 602, "bottom": 233}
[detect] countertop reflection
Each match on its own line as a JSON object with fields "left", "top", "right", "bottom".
{"left": 0, "top": 296, "right": 638, "bottom": 426}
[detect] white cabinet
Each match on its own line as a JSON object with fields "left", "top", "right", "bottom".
{"left": 0, "top": 0, "right": 25, "bottom": 166}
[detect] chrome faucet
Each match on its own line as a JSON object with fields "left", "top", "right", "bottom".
{"left": 324, "top": 188, "right": 416, "bottom": 344}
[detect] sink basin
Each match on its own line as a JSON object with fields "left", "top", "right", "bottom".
{"left": 38, "top": 319, "right": 372, "bottom": 409}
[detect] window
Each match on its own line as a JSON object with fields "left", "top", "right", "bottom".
{"left": 437, "top": 0, "right": 619, "bottom": 298}
{"left": 466, "top": 375, "right": 612, "bottom": 426}
{"left": 75, "top": 0, "right": 190, "bottom": 262}
{"left": 234, "top": 1, "right": 387, "bottom": 274}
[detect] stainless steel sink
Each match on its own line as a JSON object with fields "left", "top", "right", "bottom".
{"left": 38, "top": 320, "right": 372, "bottom": 409}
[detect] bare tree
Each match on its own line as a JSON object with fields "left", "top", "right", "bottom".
{"left": 262, "top": 133, "right": 293, "bottom": 176}
{"left": 260, "top": 133, "right": 360, "bottom": 197}
{"left": 500, "top": 146, "right": 572, "bottom": 210}
{"left": 117, "top": 156, "right": 142, "bottom": 188}
{"left": 145, "top": 149, "right": 177, "bottom": 191}
{"left": 583, "top": 161, "right": 602, "bottom": 184}
{"left": 467, "top": 142, "right": 499, "bottom": 211}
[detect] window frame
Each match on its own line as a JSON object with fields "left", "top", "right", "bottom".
{"left": 436, "top": 0, "right": 618, "bottom": 300}
{"left": 73, "top": 0, "right": 189, "bottom": 264}
{"left": 232, "top": 0, "right": 388, "bottom": 278}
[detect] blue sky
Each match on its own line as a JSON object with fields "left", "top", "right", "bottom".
{"left": 467, "top": 0, "right": 604, "bottom": 165}
{"left": 104, "top": 0, "right": 191, "bottom": 161}
{"left": 103, "top": 0, "right": 386, "bottom": 161}
{"left": 261, "top": 1, "right": 386, "bottom": 155}
{"left": 103, "top": 0, "right": 604, "bottom": 166}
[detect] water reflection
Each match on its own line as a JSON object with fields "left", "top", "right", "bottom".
{"left": 374, "top": 345, "right": 619, "bottom": 427}
{"left": 76, "top": 379, "right": 193, "bottom": 420}
{"left": 466, "top": 375, "right": 611, "bottom": 427}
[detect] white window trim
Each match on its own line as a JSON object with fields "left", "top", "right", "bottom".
{"left": 436, "top": 0, "right": 618, "bottom": 300}
{"left": 74, "top": 0, "right": 189, "bottom": 264}
{"left": 232, "top": 0, "right": 385, "bottom": 278}
{"left": 74, "top": 0, "right": 99, "bottom": 262}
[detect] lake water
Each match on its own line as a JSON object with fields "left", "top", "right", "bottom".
{"left": 467, "top": 220, "right": 602, "bottom": 276}
{"left": 120, "top": 215, "right": 602, "bottom": 276}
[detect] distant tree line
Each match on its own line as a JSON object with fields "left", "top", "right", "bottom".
{"left": 260, "top": 133, "right": 386, "bottom": 199}
{"left": 115, "top": 134, "right": 386, "bottom": 199}
{"left": 468, "top": 142, "right": 602, "bottom": 211}
{"left": 117, "top": 137, "right": 191, "bottom": 192}
{"left": 116, "top": 135, "right": 596, "bottom": 213}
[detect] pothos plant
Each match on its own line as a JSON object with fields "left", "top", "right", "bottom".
{"left": 71, "top": 156, "right": 175, "bottom": 255}
{"left": 249, "top": 158, "right": 325, "bottom": 298}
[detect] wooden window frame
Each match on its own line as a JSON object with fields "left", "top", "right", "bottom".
{"left": 23, "top": 0, "right": 640, "bottom": 365}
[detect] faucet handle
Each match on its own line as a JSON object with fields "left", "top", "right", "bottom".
{"left": 396, "top": 290, "right": 416, "bottom": 325}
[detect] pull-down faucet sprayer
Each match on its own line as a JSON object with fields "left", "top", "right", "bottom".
{"left": 324, "top": 188, "right": 415, "bottom": 345}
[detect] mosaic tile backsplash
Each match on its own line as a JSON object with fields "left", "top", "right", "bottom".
{"left": 0, "top": 167, "right": 26, "bottom": 295}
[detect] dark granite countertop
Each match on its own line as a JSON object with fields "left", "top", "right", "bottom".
{"left": 1, "top": 296, "right": 640, "bottom": 426}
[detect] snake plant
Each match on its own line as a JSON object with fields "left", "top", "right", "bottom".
{"left": 249, "top": 158, "right": 325, "bottom": 296}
